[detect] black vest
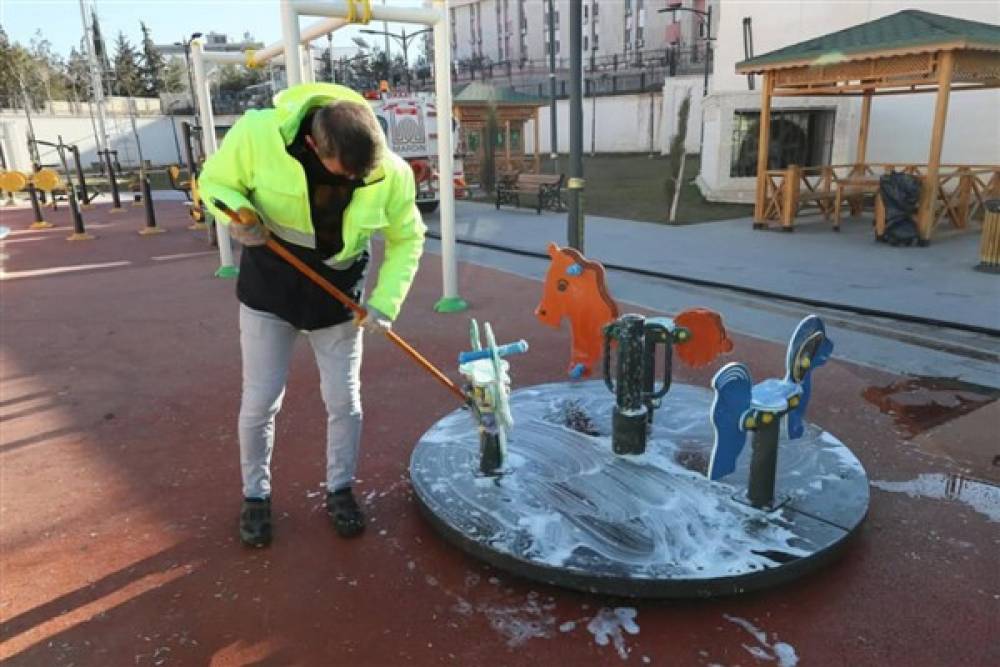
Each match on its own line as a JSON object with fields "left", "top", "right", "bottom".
{"left": 236, "top": 111, "right": 370, "bottom": 331}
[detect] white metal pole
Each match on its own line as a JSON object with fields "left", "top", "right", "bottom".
{"left": 78, "top": 0, "right": 109, "bottom": 154}
{"left": 431, "top": 0, "right": 464, "bottom": 311}
{"left": 294, "top": 1, "right": 439, "bottom": 24}
{"left": 301, "top": 45, "right": 315, "bottom": 83}
{"left": 191, "top": 39, "right": 237, "bottom": 278}
{"left": 251, "top": 17, "right": 346, "bottom": 66}
{"left": 281, "top": 0, "right": 304, "bottom": 85}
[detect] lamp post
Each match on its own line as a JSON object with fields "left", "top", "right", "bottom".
{"left": 659, "top": 3, "right": 714, "bottom": 152}
{"left": 658, "top": 2, "right": 713, "bottom": 98}
{"left": 360, "top": 27, "right": 432, "bottom": 92}
{"left": 175, "top": 32, "right": 203, "bottom": 119}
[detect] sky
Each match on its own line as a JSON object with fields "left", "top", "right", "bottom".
{"left": 1, "top": 0, "right": 429, "bottom": 61}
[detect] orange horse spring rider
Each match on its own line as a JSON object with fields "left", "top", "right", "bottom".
{"left": 535, "top": 243, "right": 733, "bottom": 377}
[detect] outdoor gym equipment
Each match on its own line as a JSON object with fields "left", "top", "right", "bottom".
{"left": 32, "top": 137, "right": 90, "bottom": 240}
{"left": 0, "top": 170, "right": 25, "bottom": 208}
{"left": 212, "top": 198, "right": 469, "bottom": 406}
{"left": 96, "top": 149, "right": 124, "bottom": 212}
{"left": 0, "top": 170, "right": 47, "bottom": 227}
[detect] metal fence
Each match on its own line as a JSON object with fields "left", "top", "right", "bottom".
{"left": 156, "top": 45, "right": 710, "bottom": 116}
{"left": 447, "top": 45, "right": 709, "bottom": 91}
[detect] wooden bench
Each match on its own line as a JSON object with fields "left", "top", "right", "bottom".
{"left": 496, "top": 173, "right": 565, "bottom": 214}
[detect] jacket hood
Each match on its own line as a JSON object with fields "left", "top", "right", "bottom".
{"left": 272, "top": 82, "right": 387, "bottom": 183}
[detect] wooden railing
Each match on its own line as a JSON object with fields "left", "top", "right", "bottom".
{"left": 761, "top": 163, "right": 1000, "bottom": 235}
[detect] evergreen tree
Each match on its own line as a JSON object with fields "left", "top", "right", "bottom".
{"left": 0, "top": 26, "right": 20, "bottom": 108}
{"left": 66, "top": 44, "right": 93, "bottom": 102}
{"left": 139, "top": 22, "right": 165, "bottom": 95}
{"left": 160, "top": 58, "right": 187, "bottom": 94}
{"left": 112, "top": 31, "right": 143, "bottom": 96}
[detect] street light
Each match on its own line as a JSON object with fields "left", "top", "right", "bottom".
{"left": 360, "top": 27, "right": 433, "bottom": 92}
{"left": 658, "top": 2, "right": 713, "bottom": 97}
{"left": 174, "top": 32, "right": 203, "bottom": 123}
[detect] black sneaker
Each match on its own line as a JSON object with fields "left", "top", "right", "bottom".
{"left": 325, "top": 488, "right": 365, "bottom": 538}
{"left": 239, "top": 497, "right": 272, "bottom": 547}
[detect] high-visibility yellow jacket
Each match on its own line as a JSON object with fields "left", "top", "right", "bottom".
{"left": 200, "top": 82, "right": 425, "bottom": 320}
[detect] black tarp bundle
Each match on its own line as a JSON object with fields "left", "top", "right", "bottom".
{"left": 878, "top": 172, "right": 922, "bottom": 246}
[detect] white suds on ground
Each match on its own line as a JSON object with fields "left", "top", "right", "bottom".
{"left": 723, "top": 614, "right": 798, "bottom": 667}
{"left": 871, "top": 474, "right": 1000, "bottom": 522}
{"left": 586, "top": 607, "right": 640, "bottom": 660}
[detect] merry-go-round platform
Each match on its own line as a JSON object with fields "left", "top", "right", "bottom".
{"left": 409, "top": 380, "right": 869, "bottom": 598}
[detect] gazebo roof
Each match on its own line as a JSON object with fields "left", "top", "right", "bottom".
{"left": 738, "top": 10, "right": 1000, "bottom": 72}
{"left": 453, "top": 82, "right": 547, "bottom": 106}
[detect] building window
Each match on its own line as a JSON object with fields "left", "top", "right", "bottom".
{"left": 584, "top": 5, "right": 588, "bottom": 20}
{"left": 584, "top": 36, "right": 588, "bottom": 51}
{"left": 625, "top": 0, "right": 631, "bottom": 15}
{"left": 624, "top": 28, "right": 630, "bottom": 46}
{"left": 730, "top": 109, "right": 837, "bottom": 177}
{"left": 593, "top": 2, "right": 599, "bottom": 16}
{"left": 593, "top": 33, "right": 599, "bottom": 50}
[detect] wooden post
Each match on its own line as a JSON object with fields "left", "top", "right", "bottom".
{"left": 916, "top": 51, "right": 954, "bottom": 244}
{"left": 753, "top": 73, "right": 774, "bottom": 226}
{"left": 857, "top": 90, "right": 873, "bottom": 168}
{"left": 534, "top": 107, "right": 541, "bottom": 173}
{"left": 504, "top": 119, "right": 512, "bottom": 170}
{"left": 956, "top": 167, "right": 971, "bottom": 229}
{"left": 782, "top": 164, "right": 801, "bottom": 230}
{"left": 850, "top": 89, "right": 874, "bottom": 216}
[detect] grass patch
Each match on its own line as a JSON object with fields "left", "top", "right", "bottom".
{"left": 474, "top": 153, "right": 752, "bottom": 225}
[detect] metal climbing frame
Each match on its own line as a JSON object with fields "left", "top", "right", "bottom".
{"left": 191, "top": 0, "right": 465, "bottom": 311}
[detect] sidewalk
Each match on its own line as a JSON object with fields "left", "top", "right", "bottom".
{"left": 435, "top": 201, "right": 999, "bottom": 332}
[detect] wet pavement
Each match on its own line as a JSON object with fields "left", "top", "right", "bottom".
{"left": 1, "top": 200, "right": 997, "bottom": 665}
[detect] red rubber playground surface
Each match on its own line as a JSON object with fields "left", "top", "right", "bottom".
{"left": 1, "top": 200, "right": 996, "bottom": 665}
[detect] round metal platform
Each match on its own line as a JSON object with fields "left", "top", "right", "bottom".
{"left": 410, "top": 381, "right": 869, "bottom": 598}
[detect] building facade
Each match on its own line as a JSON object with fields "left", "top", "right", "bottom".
{"left": 449, "top": 0, "right": 717, "bottom": 71}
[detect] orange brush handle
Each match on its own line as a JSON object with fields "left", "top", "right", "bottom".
{"left": 213, "top": 199, "right": 468, "bottom": 405}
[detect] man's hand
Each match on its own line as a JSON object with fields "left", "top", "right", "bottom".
{"left": 228, "top": 207, "right": 268, "bottom": 246}
{"left": 354, "top": 305, "right": 392, "bottom": 334}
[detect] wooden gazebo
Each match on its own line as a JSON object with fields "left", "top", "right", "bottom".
{"left": 453, "top": 82, "right": 547, "bottom": 186}
{"left": 737, "top": 10, "right": 1000, "bottom": 242}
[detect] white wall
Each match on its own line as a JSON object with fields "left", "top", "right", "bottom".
{"left": 525, "top": 91, "right": 664, "bottom": 155}
{"left": 0, "top": 111, "right": 195, "bottom": 173}
{"left": 712, "top": 0, "right": 1000, "bottom": 165}
{"left": 697, "top": 90, "right": 860, "bottom": 203}
{"left": 864, "top": 88, "right": 1000, "bottom": 164}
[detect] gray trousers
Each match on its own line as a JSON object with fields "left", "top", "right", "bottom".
{"left": 238, "top": 304, "right": 363, "bottom": 499}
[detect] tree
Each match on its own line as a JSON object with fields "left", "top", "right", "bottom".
{"left": 112, "top": 31, "right": 143, "bottom": 96}
{"left": 160, "top": 58, "right": 187, "bottom": 94}
{"left": 664, "top": 93, "right": 691, "bottom": 224}
{"left": 140, "top": 22, "right": 165, "bottom": 96}
{"left": 66, "top": 44, "right": 93, "bottom": 102}
{"left": 0, "top": 26, "right": 25, "bottom": 108}
{"left": 216, "top": 63, "right": 266, "bottom": 94}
